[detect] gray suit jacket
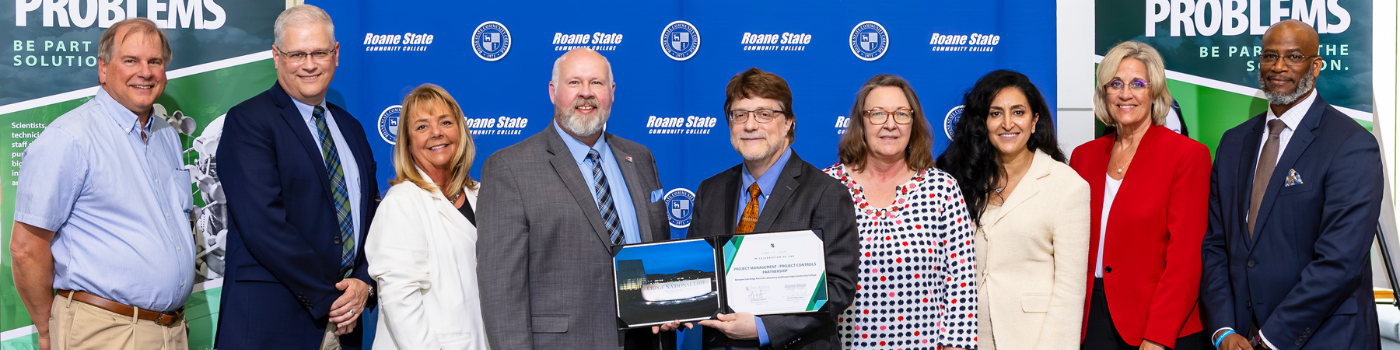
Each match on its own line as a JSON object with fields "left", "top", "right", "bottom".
{"left": 689, "top": 151, "right": 860, "bottom": 350}
{"left": 477, "top": 126, "right": 669, "bottom": 350}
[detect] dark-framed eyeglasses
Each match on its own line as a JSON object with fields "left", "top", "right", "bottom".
{"left": 1259, "top": 53, "right": 1318, "bottom": 66}
{"left": 275, "top": 44, "right": 337, "bottom": 64}
{"left": 864, "top": 108, "right": 914, "bottom": 125}
{"left": 728, "top": 108, "right": 785, "bottom": 123}
{"left": 1104, "top": 78, "right": 1149, "bottom": 92}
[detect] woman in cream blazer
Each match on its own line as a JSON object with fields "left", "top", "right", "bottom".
{"left": 366, "top": 84, "right": 489, "bottom": 349}
{"left": 937, "top": 70, "right": 1090, "bottom": 350}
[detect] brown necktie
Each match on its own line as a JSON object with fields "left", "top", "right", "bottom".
{"left": 737, "top": 183, "right": 761, "bottom": 234}
{"left": 1248, "top": 119, "right": 1287, "bottom": 237}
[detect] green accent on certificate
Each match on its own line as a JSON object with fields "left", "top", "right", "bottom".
{"left": 722, "top": 230, "right": 828, "bottom": 314}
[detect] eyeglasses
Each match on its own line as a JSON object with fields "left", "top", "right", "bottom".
{"left": 275, "top": 44, "right": 337, "bottom": 64}
{"left": 729, "top": 108, "right": 785, "bottom": 123}
{"left": 1104, "top": 78, "right": 1149, "bottom": 92}
{"left": 1259, "top": 53, "right": 1317, "bottom": 66}
{"left": 864, "top": 108, "right": 914, "bottom": 125}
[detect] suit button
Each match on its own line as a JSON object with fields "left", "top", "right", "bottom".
{"left": 334, "top": 237, "right": 342, "bottom": 245}
{"left": 1246, "top": 301, "right": 1252, "bottom": 308}
{"left": 1104, "top": 266, "right": 1112, "bottom": 273}
{"left": 1247, "top": 260, "right": 1256, "bottom": 268}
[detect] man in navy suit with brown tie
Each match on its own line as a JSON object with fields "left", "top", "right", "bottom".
{"left": 1200, "top": 20, "right": 1383, "bottom": 350}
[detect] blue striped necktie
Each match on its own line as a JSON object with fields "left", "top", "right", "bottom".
{"left": 585, "top": 150, "right": 624, "bottom": 246}
{"left": 312, "top": 106, "right": 355, "bottom": 275}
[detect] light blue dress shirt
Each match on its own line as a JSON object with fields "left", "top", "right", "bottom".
{"left": 291, "top": 98, "right": 363, "bottom": 255}
{"left": 733, "top": 146, "right": 793, "bottom": 346}
{"left": 735, "top": 147, "right": 793, "bottom": 225}
{"left": 14, "top": 88, "right": 195, "bottom": 312}
{"left": 553, "top": 122, "right": 641, "bottom": 244}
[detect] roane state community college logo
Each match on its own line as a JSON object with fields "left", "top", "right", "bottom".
{"left": 944, "top": 105, "right": 963, "bottom": 139}
{"left": 664, "top": 188, "right": 696, "bottom": 229}
{"left": 378, "top": 105, "right": 401, "bottom": 144}
{"left": 660, "top": 20, "right": 700, "bottom": 61}
{"left": 849, "top": 21, "right": 888, "bottom": 61}
{"left": 472, "top": 21, "right": 511, "bottom": 62}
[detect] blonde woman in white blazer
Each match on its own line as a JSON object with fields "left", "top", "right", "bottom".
{"left": 936, "top": 70, "right": 1090, "bottom": 350}
{"left": 366, "top": 84, "right": 489, "bottom": 350}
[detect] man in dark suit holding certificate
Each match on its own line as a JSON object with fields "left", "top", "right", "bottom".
{"left": 1200, "top": 20, "right": 1383, "bottom": 350}
{"left": 476, "top": 48, "right": 670, "bottom": 350}
{"left": 686, "top": 67, "right": 860, "bottom": 350}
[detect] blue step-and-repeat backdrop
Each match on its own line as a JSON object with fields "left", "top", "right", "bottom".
{"left": 314, "top": 0, "right": 1058, "bottom": 237}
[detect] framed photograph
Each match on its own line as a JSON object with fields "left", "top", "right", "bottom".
{"left": 613, "top": 238, "right": 721, "bottom": 328}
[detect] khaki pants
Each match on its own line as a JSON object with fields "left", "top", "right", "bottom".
{"left": 48, "top": 293, "right": 188, "bottom": 350}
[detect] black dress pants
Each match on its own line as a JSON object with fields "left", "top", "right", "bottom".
{"left": 1082, "top": 278, "right": 1208, "bottom": 350}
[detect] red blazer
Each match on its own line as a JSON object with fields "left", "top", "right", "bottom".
{"left": 1070, "top": 125, "right": 1210, "bottom": 348}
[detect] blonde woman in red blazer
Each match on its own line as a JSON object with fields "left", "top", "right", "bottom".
{"left": 1070, "top": 41, "right": 1211, "bottom": 350}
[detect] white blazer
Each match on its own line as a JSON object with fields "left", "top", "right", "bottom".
{"left": 974, "top": 150, "right": 1090, "bottom": 350}
{"left": 366, "top": 173, "right": 489, "bottom": 350}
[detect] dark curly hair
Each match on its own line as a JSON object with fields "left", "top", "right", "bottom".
{"left": 936, "top": 70, "right": 1065, "bottom": 224}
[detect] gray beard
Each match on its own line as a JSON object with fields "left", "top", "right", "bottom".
{"left": 1259, "top": 71, "right": 1316, "bottom": 106}
{"left": 556, "top": 106, "right": 609, "bottom": 138}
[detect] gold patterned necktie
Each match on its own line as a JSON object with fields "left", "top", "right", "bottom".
{"left": 737, "top": 183, "right": 761, "bottom": 234}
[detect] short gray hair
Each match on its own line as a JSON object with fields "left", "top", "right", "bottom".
{"left": 273, "top": 4, "right": 335, "bottom": 48}
{"left": 551, "top": 49, "right": 614, "bottom": 84}
{"left": 98, "top": 17, "right": 171, "bottom": 65}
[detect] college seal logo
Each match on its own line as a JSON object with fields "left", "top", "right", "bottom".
{"left": 664, "top": 188, "right": 696, "bottom": 228}
{"left": 378, "top": 105, "right": 401, "bottom": 144}
{"left": 849, "top": 21, "right": 888, "bottom": 61}
{"left": 472, "top": 21, "right": 511, "bottom": 61}
{"left": 660, "top": 21, "right": 701, "bottom": 61}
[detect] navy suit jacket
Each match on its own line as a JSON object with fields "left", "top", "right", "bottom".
{"left": 1201, "top": 95, "right": 1381, "bottom": 350}
{"left": 215, "top": 83, "right": 379, "bottom": 349}
{"left": 688, "top": 151, "right": 860, "bottom": 350}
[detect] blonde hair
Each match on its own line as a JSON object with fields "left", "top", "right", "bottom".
{"left": 390, "top": 84, "right": 478, "bottom": 195}
{"left": 1094, "top": 41, "right": 1171, "bottom": 128}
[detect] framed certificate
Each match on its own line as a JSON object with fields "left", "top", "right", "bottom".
{"left": 718, "top": 230, "right": 828, "bottom": 315}
{"left": 612, "top": 229, "right": 828, "bottom": 329}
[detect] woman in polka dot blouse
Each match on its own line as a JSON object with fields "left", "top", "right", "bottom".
{"left": 825, "top": 74, "right": 977, "bottom": 350}
{"left": 937, "top": 70, "right": 1090, "bottom": 350}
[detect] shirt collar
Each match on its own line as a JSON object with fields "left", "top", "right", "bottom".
{"left": 291, "top": 97, "right": 328, "bottom": 124}
{"left": 95, "top": 87, "right": 152, "bottom": 135}
{"left": 1264, "top": 88, "right": 1317, "bottom": 132}
{"left": 553, "top": 120, "right": 610, "bottom": 165}
{"left": 741, "top": 146, "right": 793, "bottom": 198}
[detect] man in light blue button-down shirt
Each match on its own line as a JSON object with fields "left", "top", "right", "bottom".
{"left": 12, "top": 18, "right": 194, "bottom": 350}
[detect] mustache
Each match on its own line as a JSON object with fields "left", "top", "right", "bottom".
{"left": 735, "top": 132, "right": 767, "bottom": 139}
{"left": 574, "top": 98, "right": 598, "bottom": 108}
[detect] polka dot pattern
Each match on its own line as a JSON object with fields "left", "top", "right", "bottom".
{"left": 824, "top": 164, "right": 978, "bottom": 350}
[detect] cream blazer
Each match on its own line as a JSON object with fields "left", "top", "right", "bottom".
{"left": 366, "top": 173, "right": 489, "bottom": 350}
{"left": 975, "top": 150, "right": 1091, "bottom": 350}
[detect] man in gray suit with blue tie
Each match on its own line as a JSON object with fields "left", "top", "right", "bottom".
{"left": 477, "top": 48, "right": 670, "bottom": 350}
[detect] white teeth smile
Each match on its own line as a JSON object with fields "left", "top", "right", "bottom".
{"left": 428, "top": 145, "right": 447, "bottom": 150}
{"left": 132, "top": 85, "right": 152, "bottom": 89}
{"left": 999, "top": 133, "right": 1017, "bottom": 137}
{"left": 577, "top": 106, "right": 595, "bottom": 110}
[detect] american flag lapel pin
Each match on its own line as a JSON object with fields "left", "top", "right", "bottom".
{"left": 626, "top": 156, "right": 633, "bottom": 163}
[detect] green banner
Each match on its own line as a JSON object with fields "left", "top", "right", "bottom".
{"left": 0, "top": 1, "right": 283, "bottom": 349}
{"left": 1096, "top": 0, "right": 1373, "bottom": 154}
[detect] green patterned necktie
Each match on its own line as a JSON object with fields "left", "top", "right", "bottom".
{"left": 313, "top": 106, "right": 355, "bottom": 276}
